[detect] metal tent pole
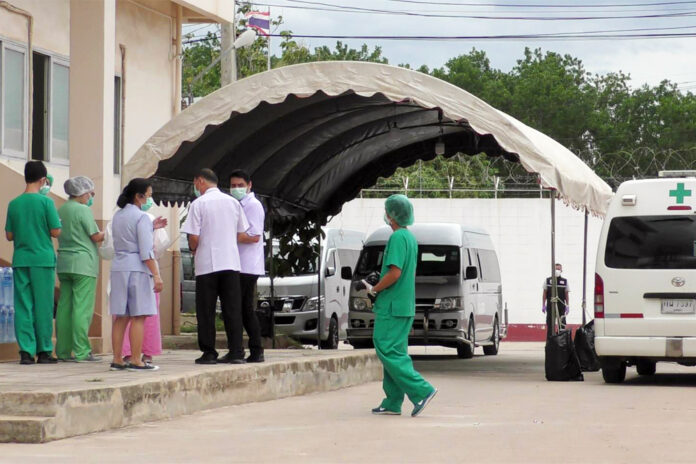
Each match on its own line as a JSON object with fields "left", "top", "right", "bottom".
{"left": 550, "top": 190, "right": 560, "bottom": 336}
{"left": 268, "top": 216, "right": 276, "bottom": 349}
{"left": 316, "top": 218, "right": 322, "bottom": 349}
{"left": 582, "top": 208, "right": 589, "bottom": 327}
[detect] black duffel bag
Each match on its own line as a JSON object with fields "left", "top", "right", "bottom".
{"left": 574, "top": 320, "right": 601, "bottom": 372}
{"left": 545, "top": 329, "right": 584, "bottom": 381}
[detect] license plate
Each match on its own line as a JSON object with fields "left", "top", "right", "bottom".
{"left": 661, "top": 299, "right": 696, "bottom": 314}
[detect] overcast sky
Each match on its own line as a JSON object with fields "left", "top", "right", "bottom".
{"left": 187, "top": 1, "right": 696, "bottom": 90}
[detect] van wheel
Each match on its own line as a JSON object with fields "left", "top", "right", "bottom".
{"left": 320, "top": 317, "right": 339, "bottom": 350}
{"left": 483, "top": 318, "right": 500, "bottom": 356}
{"left": 457, "top": 318, "right": 475, "bottom": 359}
{"left": 636, "top": 360, "right": 656, "bottom": 376}
{"left": 600, "top": 357, "right": 626, "bottom": 384}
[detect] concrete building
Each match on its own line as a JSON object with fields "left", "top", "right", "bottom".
{"left": 0, "top": 0, "right": 234, "bottom": 359}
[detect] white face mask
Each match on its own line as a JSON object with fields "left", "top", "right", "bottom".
{"left": 555, "top": 270, "right": 562, "bottom": 277}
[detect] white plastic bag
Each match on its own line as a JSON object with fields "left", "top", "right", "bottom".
{"left": 98, "top": 221, "right": 114, "bottom": 260}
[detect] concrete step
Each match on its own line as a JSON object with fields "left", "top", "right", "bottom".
{"left": 0, "top": 350, "right": 381, "bottom": 443}
{"left": 0, "top": 415, "right": 53, "bottom": 443}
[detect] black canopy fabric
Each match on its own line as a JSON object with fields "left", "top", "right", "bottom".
{"left": 125, "top": 62, "right": 612, "bottom": 226}
{"left": 150, "top": 91, "right": 514, "bottom": 225}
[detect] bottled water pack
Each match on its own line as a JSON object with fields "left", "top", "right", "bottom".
{"left": 0, "top": 268, "right": 15, "bottom": 343}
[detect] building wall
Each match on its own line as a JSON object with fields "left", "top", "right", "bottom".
{"left": 327, "top": 198, "right": 604, "bottom": 327}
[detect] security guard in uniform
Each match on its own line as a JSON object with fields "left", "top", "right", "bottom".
{"left": 543, "top": 263, "right": 570, "bottom": 332}
{"left": 358, "top": 194, "right": 437, "bottom": 417}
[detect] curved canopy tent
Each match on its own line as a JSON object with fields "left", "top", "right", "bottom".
{"left": 124, "top": 61, "right": 612, "bottom": 225}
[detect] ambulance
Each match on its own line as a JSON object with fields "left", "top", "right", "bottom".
{"left": 595, "top": 171, "right": 696, "bottom": 383}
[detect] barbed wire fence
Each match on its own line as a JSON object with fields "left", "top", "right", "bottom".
{"left": 359, "top": 147, "right": 696, "bottom": 199}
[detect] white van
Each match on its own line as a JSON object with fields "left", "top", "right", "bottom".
{"left": 346, "top": 223, "right": 507, "bottom": 357}
{"left": 256, "top": 228, "right": 364, "bottom": 349}
{"left": 595, "top": 171, "right": 696, "bottom": 383}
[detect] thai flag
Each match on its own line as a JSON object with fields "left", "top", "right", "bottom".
{"left": 245, "top": 11, "right": 270, "bottom": 37}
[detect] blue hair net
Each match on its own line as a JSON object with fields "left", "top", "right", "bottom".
{"left": 385, "top": 194, "right": 414, "bottom": 227}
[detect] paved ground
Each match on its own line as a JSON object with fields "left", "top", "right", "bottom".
{"left": 4, "top": 342, "right": 696, "bottom": 463}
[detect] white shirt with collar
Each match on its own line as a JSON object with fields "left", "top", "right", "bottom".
{"left": 238, "top": 192, "right": 265, "bottom": 276}
{"left": 181, "top": 187, "right": 249, "bottom": 276}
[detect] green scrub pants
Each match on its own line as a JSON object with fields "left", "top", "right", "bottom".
{"left": 13, "top": 267, "right": 56, "bottom": 357}
{"left": 373, "top": 312, "right": 434, "bottom": 413}
{"left": 55, "top": 273, "right": 97, "bottom": 360}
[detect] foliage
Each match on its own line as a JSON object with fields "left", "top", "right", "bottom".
{"left": 265, "top": 221, "right": 323, "bottom": 277}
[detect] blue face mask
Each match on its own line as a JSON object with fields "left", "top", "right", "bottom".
{"left": 193, "top": 186, "right": 201, "bottom": 198}
{"left": 230, "top": 187, "right": 247, "bottom": 201}
{"left": 86, "top": 196, "right": 94, "bottom": 207}
{"left": 141, "top": 197, "right": 154, "bottom": 212}
{"left": 384, "top": 213, "right": 391, "bottom": 226}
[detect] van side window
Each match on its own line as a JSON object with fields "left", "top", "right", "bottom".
{"left": 327, "top": 249, "right": 337, "bottom": 270}
{"left": 476, "top": 250, "right": 484, "bottom": 280}
{"left": 477, "top": 249, "right": 501, "bottom": 283}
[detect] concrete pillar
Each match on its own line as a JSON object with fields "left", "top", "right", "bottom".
{"left": 69, "top": 0, "right": 116, "bottom": 353}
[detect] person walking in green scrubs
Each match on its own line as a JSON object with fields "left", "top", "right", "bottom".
{"left": 55, "top": 177, "right": 104, "bottom": 362}
{"left": 4, "top": 161, "right": 62, "bottom": 365}
{"left": 360, "top": 194, "right": 437, "bottom": 417}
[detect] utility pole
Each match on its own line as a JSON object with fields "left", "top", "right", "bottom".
{"left": 220, "top": 1, "right": 237, "bottom": 86}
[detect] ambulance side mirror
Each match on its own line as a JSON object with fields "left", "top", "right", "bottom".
{"left": 465, "top": 266, "right": 478, "bottom": 280}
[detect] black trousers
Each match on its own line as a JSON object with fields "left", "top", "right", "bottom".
{"left": 240, "top": 273, "right": 264, "bottom": 356}
{"left": 196, "top": 270, "right": 243, "bottom": 359}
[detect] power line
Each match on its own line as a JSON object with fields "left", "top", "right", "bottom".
{"left": 183, "top": 31, "right": 696, "bottom": 45}
{"left": 183, "top": 24, "right": 696, "bottom": 42}
{"left": 263, "top": 0, "right": 696, "bottom": 20}
{"left": 381, "top": 0, "right": 696, "bottom": 7}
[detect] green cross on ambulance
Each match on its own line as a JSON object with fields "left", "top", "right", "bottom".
{"left": 594, "top": 170, "right": 696, "bottom": 383}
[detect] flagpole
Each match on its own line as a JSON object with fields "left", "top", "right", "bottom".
{"left": 267, "top": 8, "right": 271, "bottom": 71}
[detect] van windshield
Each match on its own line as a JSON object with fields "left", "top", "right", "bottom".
{"left": 356, "top": 245, "right": 460, "bottom": 277}
{"left": 605, "top": 215, "right": 696, "bottom": 269}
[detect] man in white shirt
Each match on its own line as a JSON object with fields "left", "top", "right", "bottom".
{"left": 181, "top": 169, "right": 249, "bottom": 364}
{"left": 230, "top": 170, "right": 265, "bottom": 363}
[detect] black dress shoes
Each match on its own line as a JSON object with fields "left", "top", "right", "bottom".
{"left": 246, "top": 353, "right": 265, "bottom": 363}
{"left": 195, "top": 353, "right": 218, "bottom": 365}
{"left": 37, "top": 352, "right": 58, "bottom": 364}
{"left": 19, "top": 351, "right": 35, "bottom": 365}
{"left": 218, "top": 352, "right": 246, "bottom": 364}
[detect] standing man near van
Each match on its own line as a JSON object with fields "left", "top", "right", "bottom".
{"left": 5, "top": 161, "right": 61, "bottom": 364}
{"left": 543, "top": 263, "right": 570, "bottom": 332}
{"left": 182, "top": 169, "right": 249, "bottom": 365}
{"left": 229, "top": 169, "right": 265, "bottom": 363}
{"left": 357, "top": 194, "right": 437, "bottom": 417}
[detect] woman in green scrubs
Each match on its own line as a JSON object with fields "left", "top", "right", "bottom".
{"left": 55, "top": 176, "right": 104, "bottom": 362}
{"left": 365, "top": 194, "right": 437, "bottom": 417}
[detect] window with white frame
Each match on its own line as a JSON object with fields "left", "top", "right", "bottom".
{"left": 1, "top": 43, "right": 27, "bottom": 156}
{"left": 1, "top": 41, "right": 69, "bottom": 162}
{"left": 51, "top": 62, "right": 69, "bottom": 161}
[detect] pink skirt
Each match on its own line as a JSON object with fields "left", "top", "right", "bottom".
{"left": 122, "top": 292, "right": 162, "bottom": 357}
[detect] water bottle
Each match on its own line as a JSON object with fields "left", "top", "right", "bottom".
{"left": 6, "top": 305, "right": 14, "bottom": 343}
{"left": 6, "top": 268, "right": 13, "bottom": 310}
{"left": 0, "top": 305, "right": 6, "bottom": 344}
{"left": 2, "top": 268, "right": 11, "bottom": 308}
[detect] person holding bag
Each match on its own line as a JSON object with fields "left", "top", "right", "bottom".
{"left": 109, "top": 178, "right": 167, "bottom": 371}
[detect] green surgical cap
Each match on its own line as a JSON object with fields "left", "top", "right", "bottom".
{"left": 385, "top": 194, "right": 414, "bottom": 227}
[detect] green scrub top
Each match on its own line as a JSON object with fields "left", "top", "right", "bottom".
{"left": 5, "top": 193, "right": 61, "bottom": 268}
{"left": 374, "top": 228, "right": 418, "bottom": 317}
{"left": 56, "top": 200, "right": 100, "bottom": 277}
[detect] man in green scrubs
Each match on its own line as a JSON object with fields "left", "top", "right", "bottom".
{"left": 5, "top": 161, "right": 61, "bottom": 364}
{"left": 56, "top": 176, "right": 104, "bottom": 362}
{"left": 365, "top": 194, "right": 437, "bottom": 417}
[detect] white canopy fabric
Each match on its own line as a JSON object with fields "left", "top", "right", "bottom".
{"left": 125, "top": 61, "right": 613, "bottom": 216}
